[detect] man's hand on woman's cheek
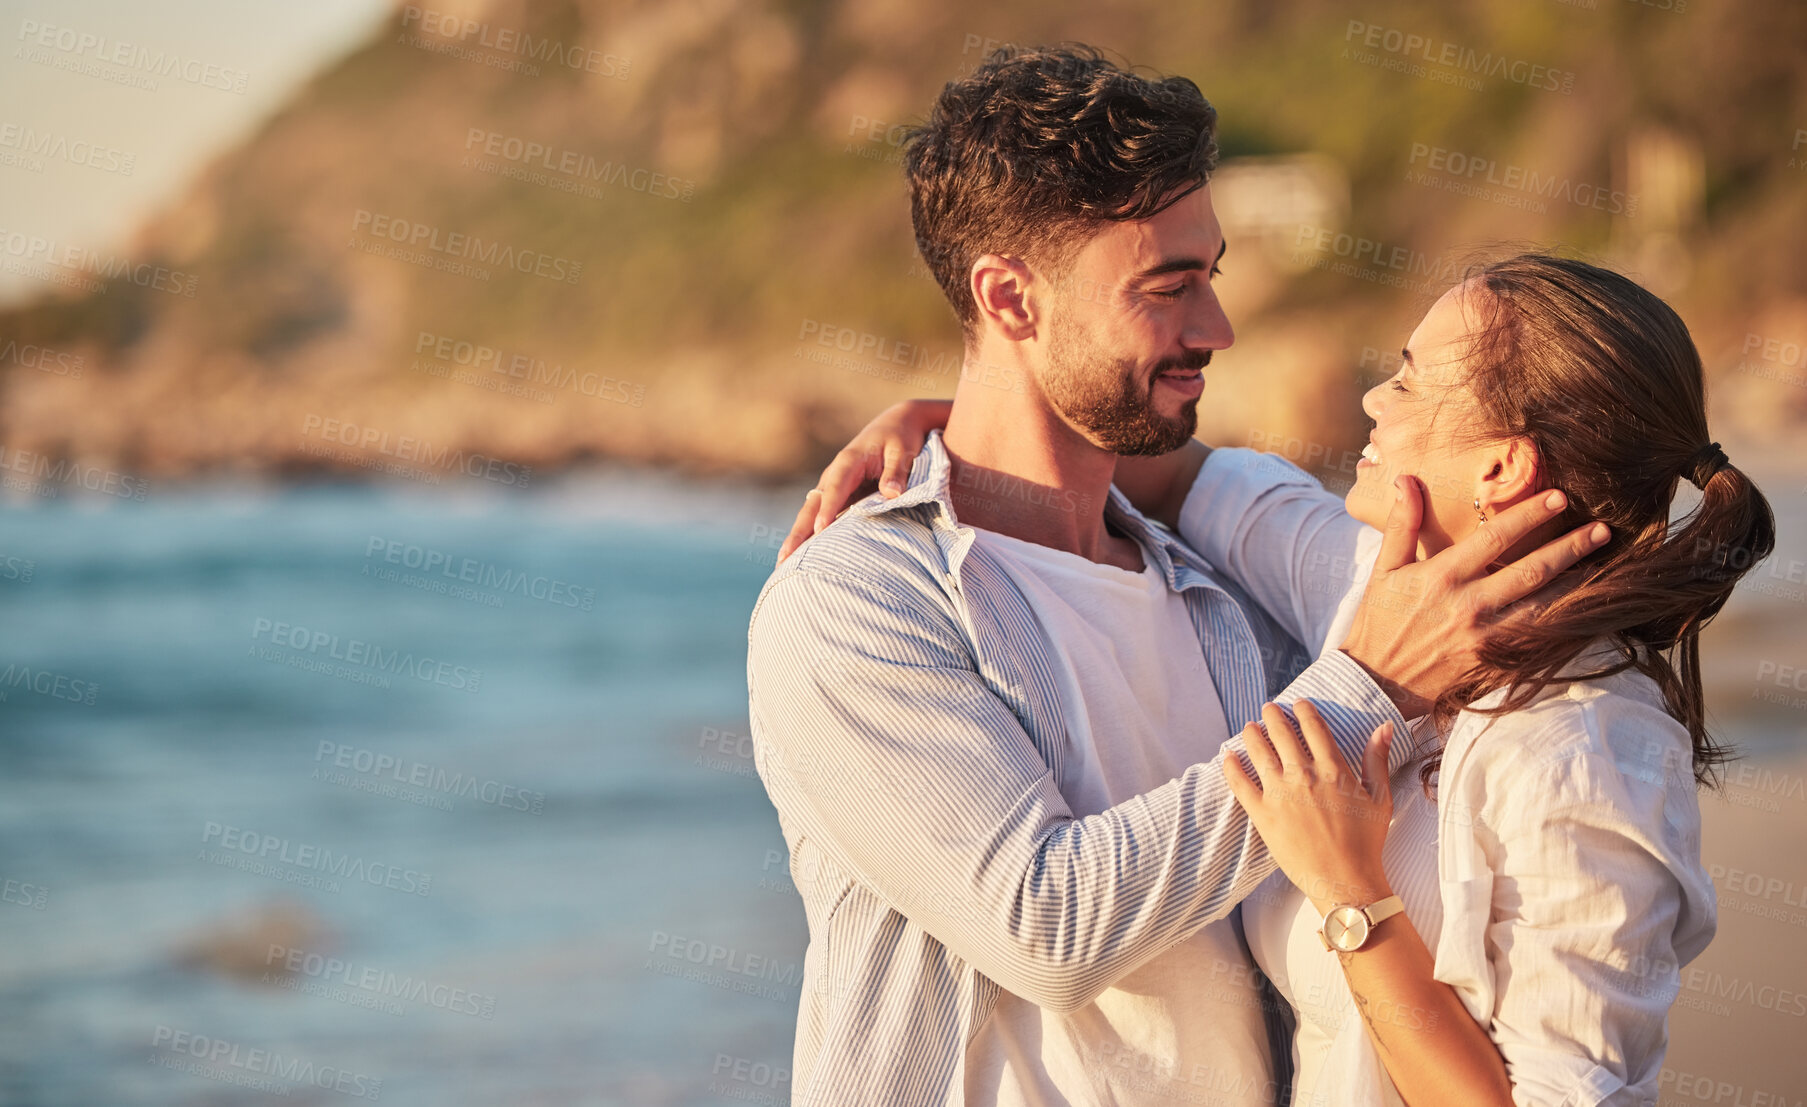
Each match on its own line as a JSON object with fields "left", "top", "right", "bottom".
{"left": 1338, "top": 475, "right": 1610, "bottom": 717}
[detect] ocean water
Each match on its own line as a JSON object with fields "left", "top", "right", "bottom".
{"left": 0, "top": 477, "right": 808, "bottom": 1107}
{"left": 2, "top": 466, "right": 1803, "bottom": 1105}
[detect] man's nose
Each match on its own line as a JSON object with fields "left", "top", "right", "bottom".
{"left": 1182, "top": 290, "right": 1234, "bottom": 351}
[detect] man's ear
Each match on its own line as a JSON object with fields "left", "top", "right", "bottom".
{"left": 1477, "top": 436, "right": 1542, "bottom": 511}
{"left": 970, "top": 253, "right": 1039, "bottom": 342}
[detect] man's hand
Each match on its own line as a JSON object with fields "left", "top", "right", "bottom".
{"left": 1339, "top": 476, "right": 1611, "bottom": 717}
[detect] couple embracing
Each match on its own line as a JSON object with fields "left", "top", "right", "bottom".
{"left": 746, "top": 44, "right": 1773, "bottom": 1107}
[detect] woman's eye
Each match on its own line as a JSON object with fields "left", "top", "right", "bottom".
{"left": 1391, "top": 380, "right": 1410, "bottom": 394}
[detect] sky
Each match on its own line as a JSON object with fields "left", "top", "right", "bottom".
{"left": 0, "top": 0, "right": 392, "bottom": 306}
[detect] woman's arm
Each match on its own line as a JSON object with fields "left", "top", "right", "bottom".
{"left": 1225, "top": 703, "right": 1515, "bottom": 1107}
{"left": 1326, "top": 906, "right": 1515, "bottom": 1106}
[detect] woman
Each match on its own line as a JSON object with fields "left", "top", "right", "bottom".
{"left": 779, "top": 254, "right": 1775, "bottom": 1106}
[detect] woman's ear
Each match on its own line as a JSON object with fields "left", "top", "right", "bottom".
{"left": 1477, "top": 436, "right": 1542, "bottom": 511}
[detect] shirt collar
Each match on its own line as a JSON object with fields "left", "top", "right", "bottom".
{"left": 857, "top": 430, "right": 1226, "bottom": 596}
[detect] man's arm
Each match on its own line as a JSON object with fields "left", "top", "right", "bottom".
{"left": 750, "top": 564, "right": 1292, "bottom": 1012}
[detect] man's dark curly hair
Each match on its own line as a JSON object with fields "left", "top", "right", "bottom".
{"left": 903, "top": 44, "right": 1220, "bottom": 334}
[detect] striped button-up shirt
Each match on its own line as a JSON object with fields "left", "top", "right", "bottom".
{"left": 746, "top": 432, "right": 1416, "bottom": 1106}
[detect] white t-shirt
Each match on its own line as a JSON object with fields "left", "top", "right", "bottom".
{"left": 963, "top": 524, "right": 1274, "bottom": 1107}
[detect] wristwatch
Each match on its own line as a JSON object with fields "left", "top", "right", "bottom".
{"left": 1319, "top": 894, "right": 1405, "bottom": 953}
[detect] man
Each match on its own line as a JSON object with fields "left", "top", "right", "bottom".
{"left": 747, "top": 44, "right": 1602, "bottom": 1106}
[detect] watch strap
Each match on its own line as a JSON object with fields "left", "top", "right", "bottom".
{"left": 1363, "top": 894, "right": 1405, "bottom": 929}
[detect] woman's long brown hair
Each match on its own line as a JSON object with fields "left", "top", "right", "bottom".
{"left": 1426, "top": 253, "right": 1775, "bottom": 789}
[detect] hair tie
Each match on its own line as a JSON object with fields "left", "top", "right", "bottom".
{"left": 1686, "top": 441, "right": 1728, "bottom": 489}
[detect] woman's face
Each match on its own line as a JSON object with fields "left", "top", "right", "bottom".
{"left": 1346, "top": 281, "right": 1514, "bottom": 553}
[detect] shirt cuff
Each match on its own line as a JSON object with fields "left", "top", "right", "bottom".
{"left": 1271, "top": 648, "right": 1419, "bottom": 775}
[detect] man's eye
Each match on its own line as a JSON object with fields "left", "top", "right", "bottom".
{"left": 1150, "top": 286, "right": 1185, "bottom": 299}
{"left": 1391, "top": 380, "right": 1410, "bottom": 394}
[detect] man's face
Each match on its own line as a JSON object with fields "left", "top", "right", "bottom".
{"left": 1036, "top": 185, "right": 1235, "bottom": 456}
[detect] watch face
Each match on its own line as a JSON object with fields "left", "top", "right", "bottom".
{"left": 1325, "top": 905, "right": 1371, "bottom": 952}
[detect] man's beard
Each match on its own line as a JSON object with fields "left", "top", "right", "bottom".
{"left": 1043, "top": 317, "right": 1206, "bottom": 457}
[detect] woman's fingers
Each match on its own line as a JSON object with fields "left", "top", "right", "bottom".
{"left": 777, "top": 490, "right": 822, "bottom": 563}
{"left": 1260, "top": 702, "right": 1307, "bottom": 776}
{"left": 779, "top": 443, "right": 883, "bottom": 562}
{"left": 1292, "top": 700, "right": 1345, "bottom": 780}
{"left": 1362, "top": 720, "right": 1394, "bottom": 806}
{"left": 1240, "top": 722, "right": 1281, "bottom": 787}
{"left": 811, "top": 451, "right": 866, "bottom": 534}
{"left": 881, "top": 439, "right": 910, "bottom": 497}
{"left": 777, "top": 435, "right": 917, "bottom": 562}
{"left": 1222, "top": 747, "right": 1260, "bottom": 809}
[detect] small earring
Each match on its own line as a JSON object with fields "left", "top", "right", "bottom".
{"left": 1474, "top": 497, "right": 1488, "bottom": 525}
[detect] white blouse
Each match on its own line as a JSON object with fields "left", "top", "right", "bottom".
{"left": 1179, "top": 448, "right": 1718, "bottom": 1107}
